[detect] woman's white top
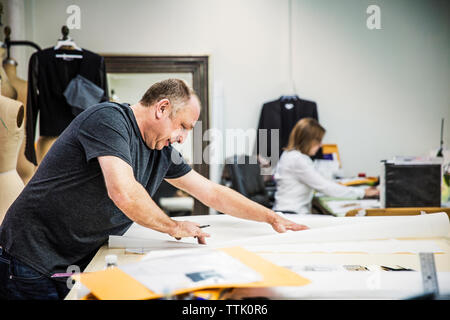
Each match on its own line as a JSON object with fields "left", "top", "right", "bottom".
{"left": 273, "top": 150, "right": 365, "bottom": 214}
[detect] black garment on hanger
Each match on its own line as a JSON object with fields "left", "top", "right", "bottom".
{"left": 256, "top": 96, "right": 318, "bottom": 159}
{"left": 25, "top": 48, "right": 108, "bottom": 165}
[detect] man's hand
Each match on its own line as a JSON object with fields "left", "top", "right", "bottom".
{"left": 269, "top": 214, "right": 309, "bottom": 233}
{"left": 170, "top": 220, "right": 210, "bottom": 245}
{"left": 165, "top": 171, "right": 308, "bottom": 236}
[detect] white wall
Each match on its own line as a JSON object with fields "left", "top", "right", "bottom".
{"left": 292, "top": 0, "right": 450, "bottom": 176}
{"left": 12, "top": 0, "right": 450, "bottom": 178}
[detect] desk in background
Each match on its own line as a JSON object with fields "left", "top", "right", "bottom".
{"left": 313, "top": 179, "right": 379, "bottom": 216}
{"left": 313, "top": 196, "right": 380, "bottom": 216}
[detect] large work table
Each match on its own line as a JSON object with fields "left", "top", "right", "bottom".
{"left": 65, "top": 212, "right": 450, "bottom": 300}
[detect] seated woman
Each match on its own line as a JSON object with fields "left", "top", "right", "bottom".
{"left": 273, "top": 118, "right": 378, "bottom": 215}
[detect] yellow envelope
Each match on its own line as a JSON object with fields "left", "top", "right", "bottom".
{"left": 76, "top": 246, "right": 310, "bottom": 300}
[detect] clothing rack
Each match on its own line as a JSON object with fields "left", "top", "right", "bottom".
{"left": 3, "top": 26, "right": 42, "bottom": 59}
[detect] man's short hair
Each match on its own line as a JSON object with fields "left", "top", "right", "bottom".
{"left": 140, "top": 79, "right": 198, "bottom": 116}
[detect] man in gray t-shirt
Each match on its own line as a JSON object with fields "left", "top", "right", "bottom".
{"left": 0, "top": 79, "right": 308, "bottom": 300}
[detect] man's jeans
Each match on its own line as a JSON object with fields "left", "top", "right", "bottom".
{"left": 0, "top": 247, "right": 70, "bottom": 300}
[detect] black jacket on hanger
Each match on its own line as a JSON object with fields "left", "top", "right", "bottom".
{"left": 256, "top": 96, "right": 318, "bottom": 159}
{"left": 25, "top": 47, "right": 108, "bottom": 165}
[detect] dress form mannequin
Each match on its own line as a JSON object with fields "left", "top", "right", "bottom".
{"left": 3, "top": 58, "right": 36, "bottom": 183}
{"left": 0, "top": 94, "right": 25, "bottom": 223}
{"left": 0, "top": 49, "right": 56, "bottom": 166}
{"left": 3, "top": 59, "right": 27, "bottom": 105}
{"left": 0, "top": 49, "right": 17, "bottom": 100}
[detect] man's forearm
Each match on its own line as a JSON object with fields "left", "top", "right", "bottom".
{"left": 165, "top": 170, "right": 308, "bottom": 234}
{"left": 112, "top": 180, "right": 177, "bottom": 235}
{"left": 208, "top": 183, "right": 278, "bottom": 224}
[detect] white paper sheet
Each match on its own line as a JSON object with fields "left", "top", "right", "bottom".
{"left": 119, "top": 248, "right": 262, "bottom": 294}
{"left": 266, "top": 271, "right": 450, "bottom": 299}
{"left": 110, "top": 213, "right": 449, "bottom": 254}
{"left": 243, "top": 239, "right": 444, "bottom": 254}
{"left": 213, "top": 212, "right": 450, "bottom": 247}
{"left": 109, "top": 235, "right": 201, "bottom": 250}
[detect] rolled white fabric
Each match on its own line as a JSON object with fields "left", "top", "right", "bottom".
{"left": 213, "top": 212, "right": 450, "bottom": 247}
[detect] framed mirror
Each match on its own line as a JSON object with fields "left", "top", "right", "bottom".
{"left": 103, "top": 55, "right": 210, "bottom": 215}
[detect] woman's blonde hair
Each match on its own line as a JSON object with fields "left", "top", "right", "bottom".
{"left": 285, "top": 118, "right": 325, "bottom": 154}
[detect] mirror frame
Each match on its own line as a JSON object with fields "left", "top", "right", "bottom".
{"left": 103, "top": 55, "right": 210, "bottom": 215}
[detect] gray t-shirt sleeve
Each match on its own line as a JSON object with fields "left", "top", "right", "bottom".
{"left": 164, "top": 147, "right": 192, "bottom": 179}
{"left": 78, "top": 107, "right": 132, "bottom": 165}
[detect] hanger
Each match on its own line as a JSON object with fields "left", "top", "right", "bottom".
{"left": 54, "top": 25, "right": 83, "bottom": 59}
{"left": 280, "top": 94, "right": 299, "bottom": 103}
{"left": 280, "top": 81, "right": 299, "bottom": 103}
{"left": 279, "top": 79, "right": 300, "bottom": 103}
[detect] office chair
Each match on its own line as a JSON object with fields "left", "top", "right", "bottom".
{"left": 221, "top": 155, "right": 273, "bottom": 208}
